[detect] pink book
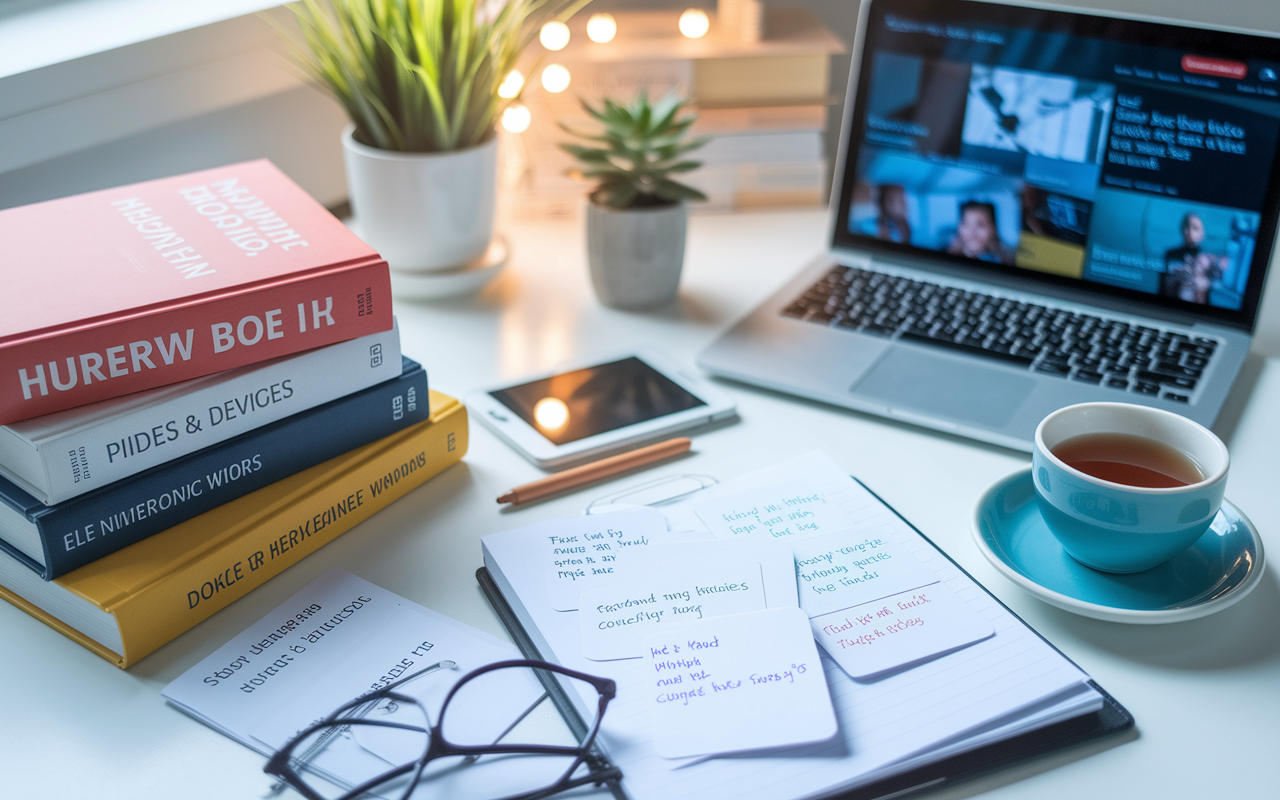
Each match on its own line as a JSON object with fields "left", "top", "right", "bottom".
{"left": 0, "top": 160, "right": 392, "bottom": 425}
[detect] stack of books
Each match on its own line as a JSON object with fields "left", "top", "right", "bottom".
{"left": 0, "top": 162, "right": 468, "bottom": 668}
{"left": 500, "top": 7, "right": 845, "bottom": 219}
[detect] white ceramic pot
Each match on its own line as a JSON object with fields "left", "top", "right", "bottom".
{"left": 341, "top": 124, "right": 497, "bottom": 272}
{"left": 586, "top": 200, "right": 687, "bottom": 309}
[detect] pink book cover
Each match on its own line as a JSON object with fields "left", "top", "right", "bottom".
{"left": 0, "top": 160, "right": 392, "bottom": 425}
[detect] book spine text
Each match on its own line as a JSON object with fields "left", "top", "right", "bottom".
{"left": 32, "top": 359, "right": 428, "bottom": 578}
{"left": 111, "top": 400, "right": 467, "bottom": 667}
{"left": 2, "top": 261, "right": 392, "bottom": 425}
{"left": 35, "top": 325, "right": 402, "bottom": 504}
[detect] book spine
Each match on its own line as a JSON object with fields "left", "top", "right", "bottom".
{"left": 109, "top": 398, "right": 467, "bottom": 667}
{"left": 31, "top": 358, "right": 429, "bottom": 579}
{"left": 35, "top": 324, "right": 403, "bottom": 504}
{"left": 695, "top": 131, "right": 824, "bottom": 165}
{"left": 1, "top": 260, "right": 392, "bottom": 425}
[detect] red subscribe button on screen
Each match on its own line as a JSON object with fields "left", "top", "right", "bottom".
{"left": 1181, "top": 54, "right": 1248, "bottom": 79}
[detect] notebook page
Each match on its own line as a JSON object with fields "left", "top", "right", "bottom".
{"left": 481, "top": 452, "right": 1096, "bottom": 800}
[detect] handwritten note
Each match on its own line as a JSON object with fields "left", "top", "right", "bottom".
{"left": 694, "top": 481, "right": 854, "bottom": 540}
{"left": 579, "top": 562, "right": 766, "bottom": 661}
{"left": 642, "top": 607, "right": 837, "bottom": 759}
{"left": 626, "top": 538, "right": 799, "bottom": 610}
{"left": 790, "top": 530, "right": 994, "bottom": 680}
{"left": 522, "top": 507, "right": 675, "bottom": 611}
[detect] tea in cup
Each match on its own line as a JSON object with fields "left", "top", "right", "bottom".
{"left": 1031, "top": 402, "right": 1229, "bottom": 573}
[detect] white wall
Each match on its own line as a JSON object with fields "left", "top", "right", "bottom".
{"left": 2, "top": 0, "right": 1279, "bottom": 212}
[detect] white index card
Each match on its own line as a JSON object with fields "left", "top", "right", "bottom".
{"left": 579, "top": 561, "right": 766, "bottom": 661}
{"left": 694, "top": 481, "right": 855, "bottom": 540}
{"left": 642, "top": 607, "right": 837, "bottom": 759}
{"left": 526, "top": 507, "right": 675, "bottom": 610}
{"left": 790, "top": 530, "right": 995, "bottom": 680}
{"left": 627, "top": 538, "right": 799, "bottom": 610}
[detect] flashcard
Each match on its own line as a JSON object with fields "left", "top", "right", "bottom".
{"left": 694, "top": 481, "right": 855, "bottom": 541}
{"left": 579, "top": 561, "right": 765, "bottom": 661}
{"left": 790, "top": 530, "right": 995, "bottom": 680}
{"left": 532, "top": 507, "right": 675, "bottom": 611}
{"left": 626, "top": 537, "right": 799, "bottom": 609}
{"left": 642, "top": 607, "right": 837, "bottom": 759}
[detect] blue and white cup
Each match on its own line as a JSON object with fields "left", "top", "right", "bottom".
{"left": 1032, "top": 402, "right": 1229, "bottom": 573}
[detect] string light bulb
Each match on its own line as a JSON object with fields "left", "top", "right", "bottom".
{"left": 541, "top": 64, "right": 571, "bottom": 93}
{"left": 586, "top": 13, "right": 617, "bottom": 43}
{"left": 678, "top": 8, "right": 710, "bottom": 39}
{"left": 539, "top": 20, "right": 570, "bottom": 51}
{"left": 498, "top": 69, "right": 524, "bottom": 99}
{"left": 501, "top": 104, "right": 531, "bottom": 133}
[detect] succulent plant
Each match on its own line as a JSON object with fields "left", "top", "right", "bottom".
{"left": 560, "top": 91, "right": 709, "bottom": 209}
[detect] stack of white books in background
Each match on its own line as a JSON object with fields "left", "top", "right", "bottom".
{"left": 499, "top": 8, "right": 845, "bottom": 220}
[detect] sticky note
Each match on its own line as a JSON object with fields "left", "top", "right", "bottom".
{"left": 642, "top": 607, "right": 837, "bottom": 759}
{"left": 579, "top": 562, "right": 766, "bottom": 661}
{"left": 694, "top": 481, "right": 854, "bottom": 540}
{"left": 790, "top": 530, "right": 994, "bottom": 680}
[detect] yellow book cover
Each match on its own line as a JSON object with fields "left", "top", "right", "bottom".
{"left": 0, "top": 390, "right": 467, "bottom": 668}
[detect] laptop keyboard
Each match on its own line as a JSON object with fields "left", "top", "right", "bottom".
{"left": 781, "top": 265, "right": 1219, "bottom": 403}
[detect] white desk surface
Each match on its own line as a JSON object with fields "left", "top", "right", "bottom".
{"left": 3, "top": 209, "right": 1278, "bottom": 799}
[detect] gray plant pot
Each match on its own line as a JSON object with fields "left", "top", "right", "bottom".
{"left": 586, "top": 200, "right": 688, "bottom": 309}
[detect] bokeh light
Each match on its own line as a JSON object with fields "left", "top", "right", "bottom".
{"left": 586, "top": 13, "right": 617, "bottom": 43}
{"left": 541, "top": 64, "right": 571, "bottom": 93}
{"left": 678, "top": 9, "right": 710, "bottom": 38}
{"left": 501, "top": 104, "right": 531, "bottom": 133}
{"left": 539, "top": 20, "right": 570, "bottom": 51}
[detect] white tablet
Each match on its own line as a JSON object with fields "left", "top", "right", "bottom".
{"left": 465, "top": 352, "right": 737, "bottom": 469}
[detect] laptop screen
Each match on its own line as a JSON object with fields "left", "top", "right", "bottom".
{"left": 832, "top": 0, "right": 1280, "bottom": 330}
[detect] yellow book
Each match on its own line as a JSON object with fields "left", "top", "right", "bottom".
{"left": 0, "top": 390, "right": 467, "bottom": 668}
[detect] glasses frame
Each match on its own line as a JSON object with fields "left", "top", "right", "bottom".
{"left": 264, "top": 658, "right": 621, "bottom": 800}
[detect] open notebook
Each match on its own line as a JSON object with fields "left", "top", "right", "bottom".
{"left": 480, "top": 452, "right": 1132, "bottom": 800}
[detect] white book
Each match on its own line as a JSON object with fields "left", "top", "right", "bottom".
{"left": 0, "top": 321, "right": 402, "bottom": 505}
{"left": 696, "top": 130, "right": 824, "bottom": 164}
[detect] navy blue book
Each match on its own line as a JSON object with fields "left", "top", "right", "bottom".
{"left": 0, "top": 357, "right": 428, "bottom": 580}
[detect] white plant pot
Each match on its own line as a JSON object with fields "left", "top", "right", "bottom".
{"left": 586, "top": 200, "right": 687, "bottom": 309}
{"left": 341, "top": 124, "right": 497, "bottom": 272}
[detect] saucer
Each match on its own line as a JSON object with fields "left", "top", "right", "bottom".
{"left": 971, "top": 467, "right": 1265, "bottom": 624}
{"left": 387, "top": 235, "right": 508, "bottom": 300}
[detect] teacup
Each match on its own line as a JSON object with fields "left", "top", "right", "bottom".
{"left": 1032, "top": 402, "right": 1229, "bottom": 573}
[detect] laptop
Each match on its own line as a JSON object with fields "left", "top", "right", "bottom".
{"left": 699, "top": 0, "right": 1280, "bottom": 451}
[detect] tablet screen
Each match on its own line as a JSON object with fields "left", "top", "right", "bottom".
{"left": 489, "top": 357, "right": 706, "bottom": 445}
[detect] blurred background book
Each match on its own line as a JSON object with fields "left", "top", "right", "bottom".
{"left": 497, "top": 6, "right": 845, "bottom": 220}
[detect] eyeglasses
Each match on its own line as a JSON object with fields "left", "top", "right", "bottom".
{"left": 264, "top": 658, "right": 622, "bottom": 800}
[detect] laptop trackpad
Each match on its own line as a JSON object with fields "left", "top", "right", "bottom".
{"left": 851, "top": 347, "right": 1035, "bottom": 429}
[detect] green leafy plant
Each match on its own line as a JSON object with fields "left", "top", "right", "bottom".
{"left": 560, "top": 91, "right": 710, "bottom": 209}
{"left": 287, "top": 0, "right": 590, "bottom": 152}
